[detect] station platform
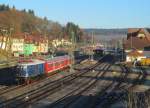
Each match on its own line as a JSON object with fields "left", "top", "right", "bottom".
{"left": 0, "top": 60, "right": 18, "bottom": 69}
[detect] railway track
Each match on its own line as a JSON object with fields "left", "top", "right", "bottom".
{"left": 0, "top": 86, "right": 9, "bottom": 91}
{"left": 127, "top": 66, "right": 147, "bottom": 90}
{"left": 12, "top": 63, "right": 107, "bottom": 108}
{"left": 42, "top": 55, "right": 116, "bottom": 108}
{"left": 0, "top": 66, "right": 78, "bottom": 95}
{"left": 92, "top": 65, "right": 147, "bottom": 108}
{"left": 90, "top": 64, "right": 130, "bottom": 108}
{"left": 0, "top": 58, "right": 94, "bottom": 96}
{"left": 39, "top": 64, "right": 147, "bottom": 108}
{"left": 0, "top": 73, "right": 62, "bottom": 96}
{"left": 0, "top": 56, "right": 88, "bottom": 95}
{"left": 0, "top": 55, "right": 109, "bottom": 108}
{"left": 47, "top": 63, "right": 111, "bottom": 108}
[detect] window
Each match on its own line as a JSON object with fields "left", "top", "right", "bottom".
{"left": 55, "top": 62, "right": 59, "bottom": 66}
{"left": 62, "top": 61, "right": 64, "bottom": 64}
{"left": 48, "top": 64, "right": 53, "bottom": 67}
{"left": 138, "top": 33, "right": 145, "bottom": 39}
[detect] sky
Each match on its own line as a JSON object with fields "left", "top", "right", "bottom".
{"left": 0, "top": 0, "right": 150, "bottom": 28}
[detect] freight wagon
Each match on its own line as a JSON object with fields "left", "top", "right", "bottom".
{"left": 140, "top": 58, "right": 150, "bottom": 66}
{"left": 17, "top": 55, "right": 71, "bottom": 84}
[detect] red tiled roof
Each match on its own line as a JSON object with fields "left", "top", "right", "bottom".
{"left": 124, "top": 37, "right": 150, "bottom": 50}
{"left": 0, "top": 33, "right": 48, "bottom": 44}
{"left": 125, "top": 28, "right": 150, "bottom": 50}
{"left": 128, "top": 28, "right": 141, "bottom": 33}
{"left": 127, "top": 28, "right": 145, "bottom": 39}
{"left": 12, "top": 33, "right": 25, "bottom": 39}
{"left": 24, "top": 34, "right": 48, "bottom": 43}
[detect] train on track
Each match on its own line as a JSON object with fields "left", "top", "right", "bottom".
{"left": 9, "top": 55, "right": 71, "bottom": 84}
{"left": 93, "top": 49, "right": 104, "bottom": 56}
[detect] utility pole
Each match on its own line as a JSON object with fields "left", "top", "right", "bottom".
{"left": 91, "top": 31, "right": 94, "bottom": 61}
{"left": 122, "top": 37, "right": 124, "bottom": 61}
{"left": 70, "top": 31, "right": 75, "bottom": 73}
{"left": 9, "top": 28, "right": 13, "bottom": 56}
{"left": 131, "top": 34, "right": 133, "bottom": 50}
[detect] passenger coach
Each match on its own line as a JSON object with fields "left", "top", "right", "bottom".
{"left": 45, "top": 55, "right": 71, "bottom": 74}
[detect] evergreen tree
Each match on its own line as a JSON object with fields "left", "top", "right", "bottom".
{"left": 65, "top": 22, "right": 83, "bottom": 42}
{"left": 22, "top": 9, "right": 26, "bottom": 13}
{"left": 28, "top": 9, "right": 34, "bottom": 16}
{"left": 0, "top": 4, "right": 10, "bottom": 11}
{"left": 12, "top": 5, "right": 15, "bottom": 10}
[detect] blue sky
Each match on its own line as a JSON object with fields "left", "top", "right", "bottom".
{"left": 0, "top": 0, "right": 150, "bottom": 28}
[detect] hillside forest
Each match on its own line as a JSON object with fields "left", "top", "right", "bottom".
{"left": 0, "top": 4, "right": 84, "bottom": 42}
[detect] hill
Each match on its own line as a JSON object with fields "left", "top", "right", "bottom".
{"left": 84, "top": 28, "right": 127, "bottom": 35}
{"left": 0, "top": 5, "right": 62, "bottom": 37}
{"left": 0, "top": 4, "right": 84, "bottom": 42}
{"left": 83, "top": 28, "right": 127, "bottom": 41}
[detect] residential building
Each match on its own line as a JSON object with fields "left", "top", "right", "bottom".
{"left": 124, "top": 28, "right": 150, "bottom": 62}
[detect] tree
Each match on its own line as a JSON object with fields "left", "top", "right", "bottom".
{"left": 5, "top": 5, "right": 9, "bottom": 10}
{"left": 0, "top": 4, "right": 84, "bottom": 41}
{"left": 0, "top": 4, "right": 10, "bottom": 11}
{"left": 64, "top": 22, "right": 83, "bottom": 42}
{"left": 44, "top": 16, "right": 48, "bottom": 21}
{"left": 12, "top": 5, "right": 15, "bottom": 10}
{"left": 49, "top": 22, "right": 62, "bottom": 39}
{"left": 28, "top": 9, "right": 34, "bottom": 16}
{"left": 22, "top": 9, "right": 26, "bottom": 13}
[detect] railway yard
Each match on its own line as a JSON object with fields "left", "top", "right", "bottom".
{"left": 0, "top": 55, "right": 150, "bottom": 108}
{"left": 0, "top": 2, "right": 150, "bottom": 108}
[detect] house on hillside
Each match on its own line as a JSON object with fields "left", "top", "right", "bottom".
{"left": 124, "top": 28, "right": 150, "bottom": 62}
{"left": 0, "top": 34, "right": 24, "bottom": 57}
{"left": 1, "top": 33, "right": 49, "bottom": 57}
{"left": 38, "top": 36, "right": 48, "bottom": 54}
{"left": 24, "top": 34, "right": 48, "bottom": 56}
{"left": 11, "top": 34, "right": 24, "bottom": 57}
